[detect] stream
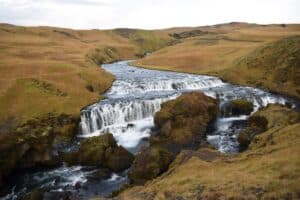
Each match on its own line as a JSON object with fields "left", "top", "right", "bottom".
{"left": 1, "top": 60, "right": 297, "bottom": 200}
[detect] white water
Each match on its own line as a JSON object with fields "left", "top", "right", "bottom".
{"left": 80, "top": 61, "right": 293, "bottom": 153}
{"left": 1, "top": 60, "right": 296, "bottom": 200}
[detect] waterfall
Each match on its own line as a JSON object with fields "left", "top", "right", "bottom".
{"left": 107, "top": 77, "right": 226, "bottom": 97}
{"left": 80, "top": 95, "right": 178, "bottom": 136}
{"left": 80, "top": 61, "right": 295, "bottom": 152}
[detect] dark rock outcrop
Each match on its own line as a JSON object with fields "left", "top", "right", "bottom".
{"left": 128, "top": 146, "right": 174, "bottom": 185}
{"left": 128, "top": 92, "right": 219, "bottom": 185}
{"left": 63, "top": 133, "right": 134, "bottom": 172}
{"left": 225, "top": 99, "right": 254, "bottom": 116}
{"left": 0, "top": 113, "right": 79, "bottom": 188}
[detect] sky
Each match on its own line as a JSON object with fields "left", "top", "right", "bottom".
{"left": 0, "top": 0, "right": 299, "bottom": 30}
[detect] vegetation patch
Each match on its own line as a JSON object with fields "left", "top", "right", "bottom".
{"left": 169, "top": 29, "right": 214, "bottom": 39}
{"left": 29, "top": 78, "right": 67, "bottom": 97}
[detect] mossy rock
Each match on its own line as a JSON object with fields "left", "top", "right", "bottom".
{"left": 237, "top": 131, "right": 251, "bottom": 149}
{"left": 229, "top": 99, "right": 254, "bottom": 115}
{"left": 238, "top": 115, "right": 269, "bottom": 150}
{"left": 248, "top": 115, "right": 268, "bottom": 131}
{"left": 64, "top": 133, "right": 134, "bottom": 172}
{"left": 105, "top": 146, "right": 134, "bottom": 171}
{"left": 128, "top": 146, "right": 174, "bottom": 185}
{"left": 153, "top": 92, "right": 218, "bottom": 146}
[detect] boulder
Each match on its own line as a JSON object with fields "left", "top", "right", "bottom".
{"left": 128, "top": 146, "right": 174, "bottom": 185}
{"left": 63, "top": 133, "right": 134, "bottom": 172}
{"left": 238, "top": 115, "right": 268, "bottom": 150}
{"left": 228, "top": 99, "right": 254, "bottom": 116}
{"left": 129, "top": 92, "right": 219, "bottom": 185}
{"left": 153, "top": 92, "right": 219, "bottom": 147}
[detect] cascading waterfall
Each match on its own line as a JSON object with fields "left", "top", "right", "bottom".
{"left": 79, "top": 60, "right": 293, "bottom": 153}
{"left": 80, "top": 95, "right": 178, "bottom": 135}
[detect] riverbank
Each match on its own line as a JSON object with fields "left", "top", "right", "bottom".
{"left": 133, "top": 24, "right": 300, "bottom": 100}
{"left": 1, "top": 22, "right": 299, "bottom": 199}
{"left": 0, "top": 24, "right": 173, "bottom": 195}
{"left": 112, "top": 104, "right": 300, "bottom": 199}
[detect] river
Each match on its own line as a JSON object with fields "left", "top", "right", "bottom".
{"left": 1, "top": 61, "right": 297, "bottom": 199}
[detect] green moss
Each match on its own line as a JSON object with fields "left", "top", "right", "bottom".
{"left": 153, "top": 92, "right": 218, "bottom": 146}
{"left": 64, "top": 133, "right": 134, "bottom": 172}
{"left": 128, "top": 146, "right": 173, "bottom": 185}
{"left": 229, "top": 99, "right": 254, "bottom": 115}
{"left": 248, "top": 115, "right": 268, "bottom": 131}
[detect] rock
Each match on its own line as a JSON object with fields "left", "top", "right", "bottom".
{"left": 248, "top": 115, "right": 268, "bottom": 131}
{"left": 88, "top": 168, "right": 111, "bottom": 180}
{"left": 153, "top": 92, "right": 219, "bottom": 147}
{"left": 24, "top": 189, "right": 44, "bottom": 200}
{"left": 238, "top": 115, "right": 268, "bottom": 150}
{"left": 105, "top": 146, "right": 135, "bottom": 171}
{"left": 129, "top": 92, "right": 219, "bottom": 185}
{"left": 228, "top": 99, "right": 254, "bottom": 116}
{"left": 75, "top": 181, "right": 81, "bottom": 190}
{"left": 0, "top": 113, "right": 79, "bottom": 187}
{"left": 64, "top": 133, "right": 134, "bottom": 172}
{"left": 128, "top": 146, "right": 174, "bottom": 185}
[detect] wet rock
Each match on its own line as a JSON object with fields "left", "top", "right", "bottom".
{"left": 24, "top": 189, "right": 44, "bottom": 200}
{"left": 238, "top": 115, "right": 268, "bottom": 150}
{"left": 75, "top": 182, "right": 81, "bottom": 190}
{"left": 63, "top": 133, "right": 134, "bottom": 172}
{"left": 128, "top": 146, "right": 174, "bottom": 185}
{"left": 0, "top": 113, "right": 79, "bottom": 187}
{"left": 88, "top": 168, "right": 111, "bottom": 180}
{"left": 227, "top": 99, "right": 254, "bottom": 116}
{"left": 127, "top": 123, "right": 135, "bottom": 128}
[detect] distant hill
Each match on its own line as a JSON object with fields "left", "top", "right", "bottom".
{"left": 133, "top": 23, "right": 300, "bottom": 99}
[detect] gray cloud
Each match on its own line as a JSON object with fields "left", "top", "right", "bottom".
{"left": 48, "top": 0, "right": 111, "bottom": 6}
{"left": 0, "top": 0, "right": 299, "bottom": 29}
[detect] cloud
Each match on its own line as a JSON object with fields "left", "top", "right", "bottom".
{"left": 0, "top": 0, "right": 299, "bottom": 29}
{"left": 48, "top": 0, "right": 111, "bottom": 6}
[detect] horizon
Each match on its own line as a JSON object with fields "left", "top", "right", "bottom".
{"left": 2, "top": 21, "right": 300, "bottom": 31}
{"left": 1, "top": 0, "right": 300, "bottom": 30}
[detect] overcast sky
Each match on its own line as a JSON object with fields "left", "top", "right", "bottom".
{"left": 0, "top": 0, "right": 299, "bottom": 29}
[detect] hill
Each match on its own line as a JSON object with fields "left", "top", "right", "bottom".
{"left": 133, "top": 23, "right": 300, "bottom": 99}
{"left": 0, "top": 24, "right": 172, "bottom": 125}
{"left": 113, "top": 104, "right": 300, "bottom": 199}
{"left": 221, "top": 35, "right": 300, "bottom": 99}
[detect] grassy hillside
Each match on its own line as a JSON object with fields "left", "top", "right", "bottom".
{"left": 221, "top": 35, "right": 300, "bottom": 99}
{"left": 115, "top": 104, "right": 300, "bottom": 199}
{"left": 133, "top": 23, "right": 300, "bottom": 98}
{"left": 0, "top": 24, "right": 172, "bottom": 124}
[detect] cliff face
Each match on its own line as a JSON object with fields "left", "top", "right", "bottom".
{"left": 116, "top": 104, "right": 300, "bottom": 200}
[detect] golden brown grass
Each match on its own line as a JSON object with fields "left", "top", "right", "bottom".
{"left": 0, "top": 24, "right": 172, "bottom": 123}
{"left": 133, "top": 23, "right": 300, "bottom": 98}
{"left": 116, "top": 105, "right": 300, "bottom": 200}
